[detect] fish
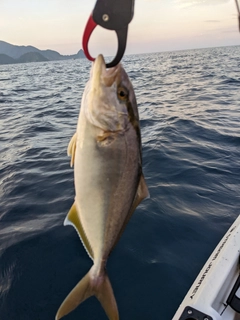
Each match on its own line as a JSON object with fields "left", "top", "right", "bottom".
{"left": 56, "top": 54, "right": 149, "bottom": 320}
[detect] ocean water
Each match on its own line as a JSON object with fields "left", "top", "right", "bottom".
{"left": 0, "top": 46, "right": 240, "bottom": 320}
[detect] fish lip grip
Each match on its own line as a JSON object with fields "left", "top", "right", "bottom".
{"left": 82, "top": 0, "right": 134, "bottom": 68}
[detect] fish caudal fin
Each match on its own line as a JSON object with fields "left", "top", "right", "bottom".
{"left": 95, "top": 271, "right": 119, "bottom": 320}
{"left": 55, "top": 266, "right": 119, "bottom": 320}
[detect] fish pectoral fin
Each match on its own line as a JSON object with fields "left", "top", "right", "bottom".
{"left": 64, "top": 202, "right": 94, "bottom": 260}
{"left": 67, "top": 132, "right": 77, "bottom": 167}
{"left": 111, "top": 174, "right": 149, "bottom": 253}
{"left": 55, "top": 266, "right": 119, "bottom": 320}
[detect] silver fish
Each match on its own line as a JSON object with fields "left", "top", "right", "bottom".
{"left": 56, "top": 55, "right": 149, "bottom": 320}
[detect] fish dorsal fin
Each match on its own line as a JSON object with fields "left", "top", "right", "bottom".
{"left": 136, "top": 173, "right": 150, "bottom": 204}
{"left": 67, "top": 132, "right": 77, "bottom": 167}
{"left": 111, "top": 174, "right": 149, "bottom": 253}
{"left": 125, "top": 173, "right": 150, "bottom": 220}
{"left": 64, "top": 202, "right": 94, "bottom": 260}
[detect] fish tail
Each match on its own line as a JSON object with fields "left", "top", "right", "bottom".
{"left": 55, "top": 266, "right": 119, "bottom": 320}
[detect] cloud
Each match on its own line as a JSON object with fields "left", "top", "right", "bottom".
{"left": 205, "top": 20, "right": 221, "bottom": 23}
{"left": 175, "top": 0, "right": 231, "bottom": 8}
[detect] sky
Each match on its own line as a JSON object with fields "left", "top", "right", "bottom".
{"left": 0, "top": 0, "right": 239, "bottom": 56}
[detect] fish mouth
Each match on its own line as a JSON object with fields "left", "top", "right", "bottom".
{"left": 92, "top": 55, "right": 121, "bottom": 88}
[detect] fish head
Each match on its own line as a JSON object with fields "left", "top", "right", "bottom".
{"left": 82, "top": 54, "right": 139, "bottom": 132}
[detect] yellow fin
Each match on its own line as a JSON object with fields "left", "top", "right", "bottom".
{"left": 64, "top": 202, "right": 94, "bottom": 260}
{"left": 55, "top": 266, "right": 119, "bottom": 320}
{"left": 137, "top": 173, "right": 150, "bottom": 203}
{"left": 67, "top": 132, "right": 77, "bottom": 167}
{"left": 128, "top": 173, "right": 150, "bottom": 220}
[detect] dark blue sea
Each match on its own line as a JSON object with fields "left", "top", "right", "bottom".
{"left": 1, "top": 46, "right": 240, "bottom": 320}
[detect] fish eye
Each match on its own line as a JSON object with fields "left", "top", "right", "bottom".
{"left": 117, "top": 87, "right": 128, "bottom": 101}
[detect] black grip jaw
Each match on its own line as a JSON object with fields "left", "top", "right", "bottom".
{"left": 93, "top": 0, "right": 134, "bottom": 30}
{"left": 91, "top": 0, "right": 134, "bottom": 67}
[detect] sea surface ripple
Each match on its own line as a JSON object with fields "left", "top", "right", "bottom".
{"left": 0, "top": 46, "right": 240, "bottom": 319}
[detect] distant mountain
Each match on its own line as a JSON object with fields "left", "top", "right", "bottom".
{"left": 0, "top": 41, "right": 41, "bottom": 59}
{"left": 0, "top": 40, "right": 85, "bottom": 65}
{"left": 17, "top": 52, "right": 49, "bottom": 63}
{"left": 75, "top": 50, "right": 85, "bottom": 59}
{"left": 41, "top": 49, "right": 64, "bottom": 61}
{"left": 0, "top": 54, "right": 15, "bottom": 64}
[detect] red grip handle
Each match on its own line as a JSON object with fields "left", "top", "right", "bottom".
{"left": 82, "top": 15, "right": 97, "bottom": 61}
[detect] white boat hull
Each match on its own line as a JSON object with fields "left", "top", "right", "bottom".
{"left": 173, "top": 215, "right": 240, "bottom": 320}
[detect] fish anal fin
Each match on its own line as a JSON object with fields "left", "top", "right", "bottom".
{"left": 64, "top": 202, "right": 94, "bottom": 260}
{"left": 67, "top": 132, "right": 77, "bottom": 167}
{"left": 56, "top": 267, "right": 119, "bottom": 320}
{"left": 111, "top": 174, "right": 149, "bottom": 252}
